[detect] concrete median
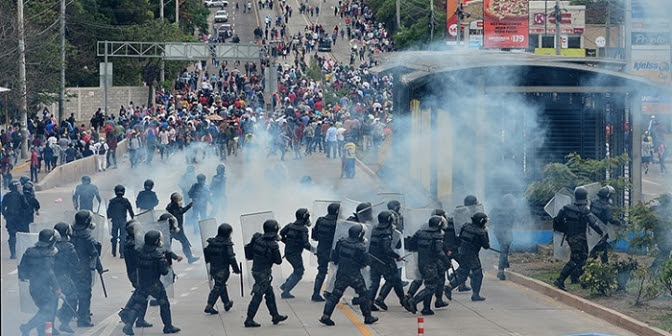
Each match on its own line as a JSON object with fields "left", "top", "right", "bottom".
{"left": 34, "top": 139, "right": 127, "bottom": 191}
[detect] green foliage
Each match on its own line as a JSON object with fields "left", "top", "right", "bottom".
{"left": 660, "top": 259, "right": 672, "bottom": 297}
{"left": 323, "top": 86, "right": 351, "bottom": 108}
{"left": 306, "top": 59, "right": 323, "bottom": 82}
{"left": 629, "top": 264, "right": 662, "bottom": 306}
{"left": 526, "top": 153, "right": 630, "bottom": 205}
{"left": 628, "top": 201, "right": 659, "bottom": 251}
{"left": 580, "top": 258, "right": 618, "bottom": 296}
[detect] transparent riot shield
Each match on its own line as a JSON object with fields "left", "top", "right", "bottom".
{"left": 92, "top": 213, "right": 109, "bottom": 256}
{"left": 311, "top": 200, "right": 341, "bottom": 267}
{"left": 325, "top": 220, "right": 371, "bottom": 293}
{"left": 377, "top": 192, "right": 406, "bottom": 208}
{"left": 137, "top": 219, "right": 174, "bottom": 297}
{"left": 342, "top": 198, "right": 361, "bottom": 220}
{"left": 452, "top": 204, "right": 485, "bottom": 236}
{"left": 199, "top": 218, "right": 219, "bottom": 289}
{"left": 239, "top": 211, "right": 284, "bottom": 289}
{"left": 136, "top": 209, "right": 156, "bottom": 225}
{"left": 546, "top": 193, "right": 572, "bottom": 261}
{"left": 17, "top": 232, "right": 39, "bottom": 313}
{"left": 403, "top": 209, "right": 434, "bottom": 280}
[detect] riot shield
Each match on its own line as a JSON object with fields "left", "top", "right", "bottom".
{"left": 311, "top": 200, "right": 341, "bottom": 267}
{"left": 325, "top": 220, "right": 371, "bottom": 293}
{"left": 453, "top": 204, "right": 485, "bottom": 235}
{"left": 92, "top": 213, "right": 109, "bottom": 256}
{"left": 342, "top": 198, "right": 361, "bottom": 220}
{"left": 199, "top": 218, "right": 219, "bottom": 289}
{"left": 548, "top": 193, "right": 572, "bottom": 261}
{"left": 377, "top": 193, "right": 406, "bottom": 208}
{"left": 136, "top": 209, "right": 156, "bottom": 225}
{"left": 239, "top": 211, "right": 284, "bottom": 289}
{"left": 17, "top": 232, "right": 39, "bottom": 313}
{"left": 137, "top": 219, "right": 174, "bottom": 297}
{"left": 403, "top": 209, "right": 435, "bottom": 280}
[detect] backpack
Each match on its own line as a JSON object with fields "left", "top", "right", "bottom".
{"left": 244, "top": 234, "right": 260, "bottom": 260}
{"left": 553, "top": 214, "right": 568, "bottom": 234}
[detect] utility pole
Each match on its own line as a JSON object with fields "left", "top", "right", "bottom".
{"left": 17, "top": 0, "right": 28, "bottom": 158}
{"left": 605, "top": 0, "right": 610, "bottom": 57}
{"left": 554, "top": 0, "right": 561, "bottom": 55}
{"left": 456, "top": 0, "right": 462, "bottom": 45}
{"left": 59, "top": 0, "right": 66, "bottom": 122}
{"left": 430, "top": 0, "right": 435, "bottom": 41}
{"left": 176, "top": 0, "right": 179, "bottom": 25}
{"left": 160, "top": 0, "right": 165, "bottom": 83}
{"left": 396, "top": 0, "right": 401, "bottom": 30}
{"left": 624, "top": 0, "right": 632, "bottom": 69}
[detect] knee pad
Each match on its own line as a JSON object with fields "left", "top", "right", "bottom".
{"left": 331, "top": 288, "right": 344, "bottom": 299}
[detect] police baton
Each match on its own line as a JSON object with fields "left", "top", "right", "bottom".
{"left": 399, "top": 253, "right": 413, "bottom": 261}
{"left": 488, "top": 248, "right": 502, "bottom": 254}
{"left": 239, "top": 262, "right": 244, "bottom": 298}
{"left": 98, "top": 269, "right": 109, "bottom": 298}
{"left": 59, "top": 293, "right": 79, "bottom": 320}
{"left": 367, "top": 253, "right": 386, "bottom": 265}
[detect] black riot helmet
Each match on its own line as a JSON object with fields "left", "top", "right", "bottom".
{"left": 464, "top": 195, "right": 478, "bottom": 206}
{"left": 387, "top": 200, "right": 401, "bottom": 213}
{"left": 597, "top": 186, "right": 611, "bottom": 200}
{"left": 348, "top": 224, "right": 365, "bottom": 240}
{"left": 263, "top": 219, "right": 280, "bottom": 234}
{"left": 73, "top": 210, "right": 95, "bottom": 231}
{"left": 114, "top": 184, "right": 126, "bottom": 196}
{"left": 144, "top": 230, "right": 163, "bottom": 248}
{"left": 36, "top": 228, "right": 58, "bottom": 248}
{"left": 217, "top": 223, "right": 233, "bottom": 238}
{"left": 23, "top": 181, "right": 35, "bottom": 195}
{"left": 431, "top": 209, "right": 447, "bottom": 218}
{"left": 81, "top": 175, "right": 91, "bottom": 184}
{"left": 295, "top": 208, "right": 310, "bottom": 222}
{"left": 197, "top": 174, "right": 206, "bottom": 183}
{"left": 19, "top": 176, "right": 30, "bottom": 186}
{"left": 428, "top": 215, "right": 445, "bottom": 231}
{"left": 356, "top": 202, "right": 373, "bottom": 221}
{"left": 216, "top": 164, "right": 226, "bottom": 175}
{"left": 327, "top": 202, "right": 341, "bottom": 215}
{"left": 9, "top": 180, "right": 19, "bottom": 192}
{"left": 54, "top": 222, "right": 72, "bottom": 240}
{"left": 144, "top": 179, "right": 155, "bottom": 191}
{"left": 377, "top": 210, "right": 395, "bottom": 228}
{"left": 472, "top": 212, "right": 489, "bottom": 227}
{"left": 158, "top": 213, "right": 179, "bottom": 232}
{"left": 170, "top": 192, "right": 183, "bottom": 204}
{"left": 574, "top": 187, "right": 588, "bottom": 202}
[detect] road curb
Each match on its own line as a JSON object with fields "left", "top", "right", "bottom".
{"left": 10, "top": 161, "right": 30, "bottom": 173}
{"left": 505, "top": 270, "right": 672, "bottom": 336}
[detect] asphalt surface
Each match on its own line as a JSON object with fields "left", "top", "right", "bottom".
{"left": 0, "top": 2, "right": 658, "bottom": 336}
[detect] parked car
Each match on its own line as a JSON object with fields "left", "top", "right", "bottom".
{"left": 204, "top": 0, "right": 228, "bottom": 8}
{"left": 214, "top": 10, "right": 228, "bottom": 22}
{"left": 318, "top": 37, "right": 332, "bottom": 52}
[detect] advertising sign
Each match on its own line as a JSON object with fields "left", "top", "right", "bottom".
{"left": 483, "top": 0, "right": 529, "bottom": 49}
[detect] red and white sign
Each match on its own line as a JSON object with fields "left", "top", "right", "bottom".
{"left": 533, "top": 13, "right": 546, "bottom": 25}
{"left": 549, "top": 13, "right": 572, "bottom": 24}
{"left": 483, "top": 0, "right": 529, "bottom": 49}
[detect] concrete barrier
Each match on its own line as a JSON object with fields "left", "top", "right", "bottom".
{"left": 505, "top": 269, "right": 672, "bottom": 336}
{"left": 35, "top": 139, "right": 127, "bottom": 191}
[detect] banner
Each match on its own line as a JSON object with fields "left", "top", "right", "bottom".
{"left": 483, "top": 0, "right": 529, "bottom": 49}
{"left": 446, "top": 0, "right": 475, "bottom": 43}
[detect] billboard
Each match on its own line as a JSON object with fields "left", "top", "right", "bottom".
{"left": 483, "top": 0, "right": 529, "bottom": 49}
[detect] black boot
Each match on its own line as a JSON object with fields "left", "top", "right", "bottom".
{"left": 470, "top": 269, "right": 485, "bottom": 301}
{"left": 554, "top": 262, "right": 576, "bottom": 291}
{"left": 159, "top": 302, "right": 178, "bottom": 333}
{"left": 111, "top": 239, "right": 117, "bottom": 257}
{"left": 319, "top": 314, "right": 335, "bottom": 326}
{"left": 9, "top": 238, "right": 17, "bottom": 259}
{"left": 245, "top": 292, "right": 262, "bottom": 327}
{"left": 312, "top": 273, "right": 326, "bottom": 302}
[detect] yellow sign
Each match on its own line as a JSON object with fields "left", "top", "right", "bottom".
{"left": 534, "top": 48, "right": 586, "bottom": 57}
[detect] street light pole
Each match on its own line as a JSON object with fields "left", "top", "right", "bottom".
{"left": 59, "top": 0, "right": 66, "bottom": 122}
{"left": 554, "top": 0, "right": 561, "bottom": 55}
{"left": 456, "top": 0, "right": 462, "bottom": 45}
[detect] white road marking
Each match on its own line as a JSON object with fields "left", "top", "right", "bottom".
{"left": 181, "top": 293, "right": 190, "bottom": 297}
{"left": 98, "top": 316, "right": 120, "bottom": 336}
{"left": 78, "top": 313, "right": 119, "bottom": 336}
{"left": 190, "top": 287, "right": 199, "bottom": 291}
{"left": 178, "top": 273, "right": 186, "bottom": 278}
{"left": 9, "top": 269, "right": 17, "bottom": 275}
{"left": 185, "top": 266, "right": 194, "bottom": 271}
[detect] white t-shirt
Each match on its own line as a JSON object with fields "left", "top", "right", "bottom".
{"left": 159, "top": 130, "right": 170, "bottom": 145}
{"left": 336, "top": 127, "right": 346, "bottom": 141}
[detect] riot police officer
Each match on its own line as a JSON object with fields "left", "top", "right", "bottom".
{"left": 120, "top": 230, "right": 180, "bottom": 335}
{"left": 243, "top": 219, "right": 288, "bottom": 328}
{"left": 23, "top": 181, "right": 41, "bottom": 227}
{"left": 54, "top": 222, "right": 79, "bottom": 334}
{"left": 311, "top": 202, "right": 340, "bottom": 302}
{"left": 136, "top": 179, "right": 159, "bottom": 211}
{"left": 18, "top": 229, "right": 60, "bottom": 336}
{"left": 203, "top": 223, "right": 241, "bottom": 314}
{"left": 121, "top": 220, "right": 153, "bottom": 329}
{"left": 188, "top": 174, "right": 210, "bottom": 233}
{"left": 490, "top": 194, "right": 516, "bottom": 280}
{"left": 71, "top": 210, "right": 103, "bottom": 327}
{"left": 279, "top": 208, "right": 314, "bottom": 299}
{"left": 166, "top": 193, "right": 199, "bottom": 264}
{"left": 387, "top": 200, "right": 404, "bottom": 232}
{"left": 319, "top": 224, "right": 378, "bottom": 326}
{"left": 107, "top": 185, "right": 135, "bottom": 258}
{"left": 2, "top": 180, "right": 29, "bottom": 259}
{"left": 553, "top": 187, "right": 604, "bottom": 291}
{"left": 589, "top": 186, "right": 621, "bottom": 263}
{"left": 446, "top": 212, "right": 491, "bottom": 301}
{"left": 405, "top": 216, "right": 451, "bottom": 315}
{"left": 368, "top": 211, "right": 405, "bottom": 311}
{"left": 210, "top": 164, "right": 227, "bottom": 217}
{"left": 179, "top": 165, "right": 196, "bottom": 204}
{"left": 72, "top": 175, "right": 102, "bottom": 211}
{"left": 348, "top": 202, "right": 373, "bottom": 224}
